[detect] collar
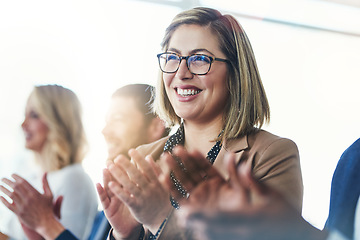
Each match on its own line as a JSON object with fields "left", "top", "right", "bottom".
{"left": 223, "top": 134, "right": 249, "bottom": 153}
{"left": 213, "top": 134, "right": 249, "bottom": 179}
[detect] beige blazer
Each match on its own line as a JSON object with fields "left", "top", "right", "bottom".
{"left": 136, "top": 129, "right": 303, "bottom": 240}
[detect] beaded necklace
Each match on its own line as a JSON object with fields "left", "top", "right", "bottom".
{"left": 163, "top": 123, "right": 223, "bottom": 209}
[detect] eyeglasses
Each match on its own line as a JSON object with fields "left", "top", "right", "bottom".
{"left": 157, "top": 52, "right": 230, "bottom": 75}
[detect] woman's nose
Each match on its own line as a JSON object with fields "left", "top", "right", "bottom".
{"left": 176, "top": 59, "right": 193, "bottom": 80}
{"left": 21, "top": 118, "right": 27, "bottom": 129}
{"left": 102, "top": 123, "right": 111, "bottom": 138}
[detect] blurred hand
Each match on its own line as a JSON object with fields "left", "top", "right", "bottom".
{"left": 21, "top": 194, "right": 63, "bottom": 240}
{"left": 172, "top": 152, "right": 327, "bottom": 240}
{"left": 160, "top": 145, "right": 222, "bottom": 204}
{"left": 97, "top": 167, "right": 142, "bottom": 239}
{"left": 106, "top": 149, "right": 172, "bottom": 235}
{"left": 0, "top": 173, "right": 65, "bottom": 239}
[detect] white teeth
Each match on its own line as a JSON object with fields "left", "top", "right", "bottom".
{"left": 177, "top": 88, "right": 201, "bottom": 97}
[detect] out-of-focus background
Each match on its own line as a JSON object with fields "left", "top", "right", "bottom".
{"left": 0, "top": 0, "right": 359, "bottom": 229}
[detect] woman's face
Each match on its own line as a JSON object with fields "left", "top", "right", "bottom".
{"left": 21, "top": 98, "right": 49, "bottom": 153}
{"left": 163, "top": 24, "right": 229, "bottom": 125}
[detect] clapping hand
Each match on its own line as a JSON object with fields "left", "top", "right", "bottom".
{"left": 0, "top": 173, "right": 65, "bottom": 240}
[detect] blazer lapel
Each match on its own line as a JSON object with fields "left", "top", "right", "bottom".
{"left": 213, "top": 135, "right": 249, "bottom": 180}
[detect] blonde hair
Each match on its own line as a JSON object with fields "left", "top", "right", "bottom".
{"left": 28, "top": 85, "right": 88, "bottom": 171}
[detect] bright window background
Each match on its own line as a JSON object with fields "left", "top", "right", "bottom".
{"left": 1, "top": 0, "right": 359, "bottom": 230}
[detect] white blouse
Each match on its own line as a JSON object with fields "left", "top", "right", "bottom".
{"left": 0, "top": 163, "right": 98, "bottom": 240}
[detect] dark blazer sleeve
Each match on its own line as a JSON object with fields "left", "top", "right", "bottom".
{"left": 55, "top": 230, "right": 78, "bottom": 240}
{"left": 325, "top": 138, "right": 360, "bottom": 239}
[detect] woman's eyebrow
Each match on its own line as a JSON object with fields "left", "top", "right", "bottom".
{"left": 167, "top": 48, "right": 215, "bottom": 56}
{"left": 167, "top": 48, "right": 180, "bottom": 54}
{"left": 190, "top": 48, "right": 214, "bottom": 56}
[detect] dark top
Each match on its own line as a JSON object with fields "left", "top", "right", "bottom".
{"left": 56, "top": 211, "right": 111, "bottom": 240}
{"left": 325, "top": 138, "right": 360, "bottom": 239}
{"left": 55, "top": 230, "right": 78, "bottom": 240}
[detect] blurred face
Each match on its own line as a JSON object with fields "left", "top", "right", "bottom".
{"left": 102, "top": 96, "right": 149, "bottom": 160}
{"left": 163, "top": 24, "right": 229, "bottom": 125}
{"left": 21, "top": 99, "right": 49, "bottom": 153}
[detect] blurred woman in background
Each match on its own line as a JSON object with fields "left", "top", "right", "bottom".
{"left": 0, "top": 84, "right": 98, "bottom": 240}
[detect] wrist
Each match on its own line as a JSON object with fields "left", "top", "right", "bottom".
{"left": 36, "top": 217, "right": 65, "bottom": 240}
{"left": 113, "top": 224, "right": 143, "bottom": 240}
{"left": 147, "top": 205, "right": 173, "bottom": 234}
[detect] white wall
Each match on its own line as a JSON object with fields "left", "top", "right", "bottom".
{"left": 0, "top": 0, "right": 359, "bottom": 229}
{"left": 240, "top": 17, "right": 360, "bottom": 228}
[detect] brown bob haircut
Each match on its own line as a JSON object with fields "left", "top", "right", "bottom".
{"left": 154, "top": 7, "right": 270, "bottom": 141}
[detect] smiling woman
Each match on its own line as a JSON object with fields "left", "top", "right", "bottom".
{"left": 98, "top": 7, "right": 303, "bottom": 240}
{"left": 21, "top": 98, "right": 49, "bottom": 154}
{"left": 0, "top": 85, "right": 98, "bottom": 240}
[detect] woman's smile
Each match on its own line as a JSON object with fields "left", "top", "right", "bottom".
{"left": 175, "top": 85, "right": 203, "bottom": 102}
{"left": 176, "top": 87, "right": 202, "bottom": 97}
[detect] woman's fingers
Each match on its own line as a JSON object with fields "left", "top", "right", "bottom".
{"left": 129, "top": 149, "right": 158, "bottom": 181}
{"left": 111, "top": 157, "right": 142, "bottom": 197}
{"left": 96, "top": 182, "right": 111, "bottom": 209}
{"left": 1, "top": 178, "right": 26, "bottom": 206}
{"left": 12, "top": 174, "right": 35, "bottom": 191}
{"left": 0, "top": 195, "right": 15, "bottom": 212}
{"left": 41, "top": 173, "right": 53, "bottom": 198}
{"left": 166, "top": 146, "right": 222, "bottom": 196}
{"left": 145, "top": 155, "right": 162, "bottom": 177}
{"left": 173, "top": 147, "right": 204, "bottom": 184}
{"left": 226, "top": 153, "right": 247, "bottom": 194}
{"left": 107, "top": 180, "right": 135, "bottom": 207}
{"left": 53, "top": 195, "right": 63, "bottom": 219}
{"left": 102, "top": 168, "right": 115, "bottom": 198}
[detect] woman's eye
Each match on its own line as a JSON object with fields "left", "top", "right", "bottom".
{"left": 166, "top": 54, "right": 178, "bottom": 61}
{"left": 191, "top": 55, "right": 210, "bottom": 63}
{"left": 29, "top": 111, "right": 39, "bottom": 119}
{"left": 111, "top": 116, "right": 125, "bottom": 122}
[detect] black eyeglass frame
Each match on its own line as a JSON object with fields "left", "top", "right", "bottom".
{"left": 157, "top": 52, "right": 230, "bottom": 75}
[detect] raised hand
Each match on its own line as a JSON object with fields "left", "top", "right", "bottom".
{"left": 20, "top": 195, "right": 63, "bottom": 240}
{"left": 97, "top": 167, "right": 142, "bottom": 239}
{"left": 160, "top": 145, "right": 222, "bottom": 204}
{"left": 106, "top": 149, "right": 172, "bottom": 235}
{"left": 0, "top": 173, "right": 65, "bottom": 239}
{"left": 173, "top": 152, "right": 327, "bottom": 240}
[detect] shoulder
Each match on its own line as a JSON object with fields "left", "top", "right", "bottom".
{"left": 346, "top": 138, "right": 360, "bottom": 151}
{"left": 250, "top": 128, "right": 296, "bottom": 145}
{"left": 136, "top": 136, "right": 169, "bottom": 160}
{"left": 251, "top": 129, "right": 298, "bottom": 154}
{"left": 332, "top": 138, "right": 360, "bottom": 183}
{"left": 339, "top": 138, "right": 360, "bottom": 163}
{"left": 226, "top": 129, "right": 298, "bottom": 155}
{"left": 47, "top": 164, "right": 95, "bottom": 194}
{"left": 50, "top": 164, "right": 89, "bottom": 181}
{"left": 245, "top": 129, "right": 299, "bottom": 163}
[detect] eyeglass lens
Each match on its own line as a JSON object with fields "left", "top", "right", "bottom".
{"left": 158, "top": 53, "right": 211, "bottom": 75}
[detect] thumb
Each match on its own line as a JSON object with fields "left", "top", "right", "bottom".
{"left": 146, "top": 155, "right": 162, "bottom": 177}
{"left": 53, "top": 195, "right": 63, "bottom": 219}
{"left": 237, "top": 163, "right": 267, "bottom": 197}
{"left": 42, "top": 173, "right": 53, "bottom": 197}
